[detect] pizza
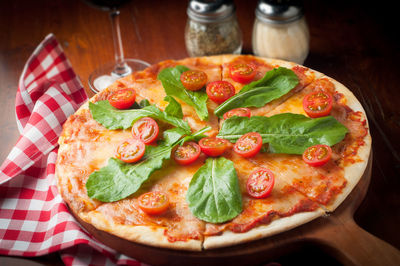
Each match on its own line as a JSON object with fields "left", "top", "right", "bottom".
{"left": 55, "top": 55, "right": 371, "bottom": 251}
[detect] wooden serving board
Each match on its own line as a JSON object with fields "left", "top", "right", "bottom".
{"left": 75, "top": 153, "right": 400, "bottom": 265}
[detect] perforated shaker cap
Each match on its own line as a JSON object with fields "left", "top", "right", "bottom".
{"left": 187, "top": 0, "right": 236, "bottom": 22}
{"left": 256, "top": 0, "right": 304, "bottom": 24}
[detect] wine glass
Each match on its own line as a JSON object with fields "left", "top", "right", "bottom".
{"left": 84, "top": 0, "right": 151, "bottom": 93}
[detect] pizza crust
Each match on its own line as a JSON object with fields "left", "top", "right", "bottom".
{"left": 320, "top": 77, "right": 371, "bottom": 211}
{"left": 203, "top": 209, "right": 324, "bottom": 249}
{"left": 80, "top": 211, "right": 202, "bottom": 251}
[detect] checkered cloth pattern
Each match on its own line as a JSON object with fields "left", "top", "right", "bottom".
{"left": 0, "top": 34, "right": 143, "bottom": 266}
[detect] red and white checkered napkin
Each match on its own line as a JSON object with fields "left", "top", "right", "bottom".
{"left": 0, "top": 34, "right": 143, "bottom": 266}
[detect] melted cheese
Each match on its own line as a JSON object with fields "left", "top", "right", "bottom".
{"left": 249, "top": 153, "right": 345, "bottom": 206}
{"left": 96, "top": 157, "right": 207, "bottom": 241}
{"left": 204, "top": 151, "right": 320, "bottom": 234}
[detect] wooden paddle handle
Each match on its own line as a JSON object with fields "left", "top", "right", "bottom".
{"left": 308, "top": 216, "right": 400, "bottom": 265}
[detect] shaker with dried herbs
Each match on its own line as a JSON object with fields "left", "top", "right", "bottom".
{"left": 185, "top": 0, "right": 242, "bottom": 57}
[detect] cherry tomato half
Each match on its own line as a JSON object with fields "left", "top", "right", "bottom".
{"left": 229, "top": 63, "right": 256, "bottom": 84}
{"left": 132, "top": 117, "right": 159, "bottom": 144}
{"left": 108, "top": 88, "right": 136, "bottom": 109}
{"left": 180, "top": 70, "right": 208, "bottom": 91}
{"left": 173, "top": 141, "right": 201, "bottom": 165}
{"left": 234, "top": 132, "right": 262, "bottom": 158}
{"left": 247, "top": 168, "right": 275, "bottom": 198}
{"left": 302, "top": 144, "right": 332, "bottom": 167}
{"left": 115, "top": 138, "right": 145, "bottom": 163}
{"left": 206, "top": 81, "right": 235, "bottom": 104}
{"left": 223, "top": 107, "right": 251, "bottom": 120}
{"left": 199, "top": 137, "right": 229, "bottom": 157}
{"left": 303, "top": 91, "right": 333, "bottom": 118}
{"left": 138, "top": 191, "right": 170, "bottom": 215}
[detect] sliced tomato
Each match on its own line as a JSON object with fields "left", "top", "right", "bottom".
{"left": 234, "top": 132, "right": 262, "bottom": 158}
{"left": 223, "top": 107, "right": 251, "bottom": 120}
{"left": 247, "top": 168, "right": 275, "bottom": 198}
{"left": 115, "top": 138, "right": 145, "bottom": 163}
{"left": 132, "top": 117, "right": 159, "bottom": 144}
{"left": 302, "top": 144, "right": 332, "bottom": 167}
{"left": 199, "top": 137, "right": 229, "bottom": 157}
{"left": 229, "top": 63, "right": 256, "bottom": 84}
{"left": 303, "top": 91, "right": 333, "bottom": 118}
{"left": 108, "top": 88, "right": 136, "bottom": 109}
{"left": 138, "top": 191, "right": 170, "bottom": 215}
{"left": 206, "top": 81, "right": 235, "bottom": 104}
{"left": 180, "top": 70, "right": 207, "bottom": 91}
{"left": 173, "top": 141, "right": 201, "bottom": 165}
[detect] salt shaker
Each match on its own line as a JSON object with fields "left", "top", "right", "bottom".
{"left": 252, "top": 0, "right": 310, "bottom": 64}
{"left": 185, "top": 0, "right": 242, "bottom": 57}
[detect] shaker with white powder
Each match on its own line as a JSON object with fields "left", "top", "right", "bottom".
{"left": 252, "top": 0, "right": 309, "bottom": 64}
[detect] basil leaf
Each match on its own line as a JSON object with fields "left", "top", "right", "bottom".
{"left": 214, "top": 67, "right": 299, "bottom": 117}
{"left": 164, "top": 95, "right": 183, "bottom": 119}
{"left": 86, "top": 128, "right": 185, "bottom": 202}
{"left": 217, "top": 114, "right": 348, "bottom": 154}
{"left": 89, "top": 100, "right": 191, "bottom": 134}
{"left": 157, "top": 66, "right": 209, "bottom": 121}
{"left": 186, "top": 157, "right": 242, "bottom": 223}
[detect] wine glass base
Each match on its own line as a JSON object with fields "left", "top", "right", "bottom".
{"left": 88, "top": 58, "right": 151, "bottom": 93}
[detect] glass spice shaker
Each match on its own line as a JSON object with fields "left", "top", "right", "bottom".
{"left": 252, "top": 0, "right": 310, "bottom": 64}
{"left": 185, "top": 0, "right": 243, "bottom": 57}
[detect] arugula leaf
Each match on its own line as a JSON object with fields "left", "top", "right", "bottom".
{"left": 214, "top": 67, "right": 299, "bottom": 117}
{"left": 157, "top": 65, "right": 209, "bottom": 121}
{"left": 89, "top": 100, "right": 191, "bottom": 134}
{"left": 179, "top": 125, "right": 211, "bottom": 144}
{"left": 162, "top": 127, "right": 188, "bottom": 145}
{"left": 217, "top": 114, "right": 348, "bottom": 154}
{"left": 164, "top": 95, "right": 183, "bottom": 119}
{"left": 186, "top": 157, "right": 242, "bottom": 223}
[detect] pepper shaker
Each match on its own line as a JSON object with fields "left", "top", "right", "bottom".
{"left": 185, "top": 0, "right": 242, "bottom": 57}
{"left": 252, "top": 0, "right": 310, "bottom": 64}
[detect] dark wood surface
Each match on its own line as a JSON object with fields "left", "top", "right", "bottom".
{"left": 1, "top": 0, "right": 399, "bottom": 265}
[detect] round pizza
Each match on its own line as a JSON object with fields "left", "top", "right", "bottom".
{"left": 56, "top": 55, "right": 371, "bottom": 251}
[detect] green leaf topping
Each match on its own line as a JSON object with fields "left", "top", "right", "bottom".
{"left": 186, "top": 157, "right": 242, "bottom": 223}
{"left": 157, "top": 65, "right": 209, "bottom": 121}
{"left": 139, "top": 99, "right": 151, "bottom": 108}
{"left": 214, "top": 67, "right": 299, "bottom": 117}
{"left": 86, "top": 127, "right": 211, "bottom": 202}
{"left": 89, "top": 100, "right": 191, "bottom": 134}
{"left": 217, "top": 114, "right": 348, "bottom": 154}
{"left": 164, "top": 95, "right": 183, "bottom": 119}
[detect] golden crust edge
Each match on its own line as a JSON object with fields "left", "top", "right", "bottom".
{"left": 78, "top": 211, "right": 202, "bottom": 251}
{"left": 319, "top": 76, "right": 371, "bottom": 211}
{"left": 203, "top": 209, "right": 325, "bottom": 249}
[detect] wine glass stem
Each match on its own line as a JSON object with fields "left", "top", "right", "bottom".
{"left": 109, "top": 8, "right": 131, "bottom": 76}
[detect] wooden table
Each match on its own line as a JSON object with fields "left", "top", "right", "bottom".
{"left": 0, "top": 0, "right": 399, "bottom": 265}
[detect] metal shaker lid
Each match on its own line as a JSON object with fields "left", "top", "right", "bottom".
{"left": 255, "top": 0, "right": 304, "bottom": 24}
{"left": 187, "top": 0, "right": 235, "bottom": 22}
